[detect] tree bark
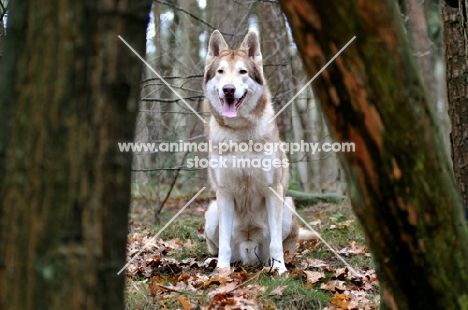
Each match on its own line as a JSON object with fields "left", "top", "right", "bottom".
{"left": 443, "top": 1, "right": 468, "bottom": 219}
{"left": 279, "top": 0, "right": 468, "bottom": 309}
{"left": 0, "top": 1, "right": 151, "bottom": 309}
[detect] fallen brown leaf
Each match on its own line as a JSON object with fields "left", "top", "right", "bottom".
{"left": 301, "top": 258, "right": 331, "bottom": 270}
{"left": 231, "top": 267, "right": 248, "bottom": 283}
{"left": 337, "top": 241, "right": 368, "bottom": 255}
{"left": 269, "top": 285, "right": 288, "bottom": 296}
{"left": 333, "top": 267, "right": 349, "bottom": 280}
{"left": 284, "top": 251, "right": 295, "bottom": 265}
{"left": 320, "top": 280, "right": 348, "bottom": 293}
{"left": 302, "top": 270, "right": 325, "bottom": 285}
{"left": 208, "top": 282, "right": 237, "bottom": 298}
{"left": 176, "top": 295, "right": 192, "bottom": 310}
{"left": 204, "top": 275, "right": 231, "bottom": 288}
{"left": 330, "top": 292, "right": 351, "bottom": 309}
{"left": 149, "top": 280, "right": 169, "bottom": 296}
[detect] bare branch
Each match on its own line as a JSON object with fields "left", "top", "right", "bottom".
{"left": 139, "top": 110, "right": 210, "bottom": 115}
{"left": 140, "top": 74, "right": 203, "bottom": 82}
{"left": 140, "top": 96, "right": 204, "bottom": 102}
{"left": 154, "top": 0, "right": 236, "bottom": 36}
{"left": 132, "top": 167, "right": 204, "bottom": 171}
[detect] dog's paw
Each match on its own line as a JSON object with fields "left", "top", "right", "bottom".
{"left": 262, "top": 265, "right": 289, "bottom": 277}
{"left": 269, "top": 258, "right": 288, "bottom": 275}
{"left": 274, "top": 265, "right": 288, "bottom": 275}
{"left": 216, "top": 257, "right": 231, "bottom": 270}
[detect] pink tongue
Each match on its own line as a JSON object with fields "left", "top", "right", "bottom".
{"left": 222, "top": 103, "right": 237, "bottom": 118}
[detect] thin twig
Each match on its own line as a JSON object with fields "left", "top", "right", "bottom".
{"left": 132, "top": 167, "right": 205, "bottom": 171}
{"left": 141, "top": 74, "right": 203, "bottom": 82}
{"left": 133, "top": 133, "right": 207, "bottom": 143}
{"left": 140, "top": 96, "right": 204, "bottom": 103}
{"left": 155, "top": 151, "right": 190, "bottom": 222}
{"left": 138, "top": 110, "right": 210, "bottom": 115}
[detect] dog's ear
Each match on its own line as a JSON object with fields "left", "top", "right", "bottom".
{"left": 239, "top": 31, "right": 262, "bottom": 63}
{"left": 207, "top": 30, "right": 228, "bottom": 63}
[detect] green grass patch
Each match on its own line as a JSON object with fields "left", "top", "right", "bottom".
{"left": 154, "top": 218, "right": 208, "bottom": 261}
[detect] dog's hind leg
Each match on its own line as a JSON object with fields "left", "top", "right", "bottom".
{"left": 281, "top": 197, "right": 299, "bottom": 254}
{"left": 281, "top": 197, "right": 319, "bottom": 253}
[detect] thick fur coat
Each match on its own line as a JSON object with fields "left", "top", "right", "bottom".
{"left": 203, "top": 30, "right": 315, "bottom": 274}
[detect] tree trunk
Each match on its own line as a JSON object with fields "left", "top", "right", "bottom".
{"left": 443, "top": 1, "right": 468, "bottom": 219}
{"left": 287, "top": 190, "right": 347, "bottom": 207}
{"left": 0, "top": 1, "right": 151, "bottom": 309}
{"left": 402, "top": 0, "right": 439, "bottom": 107}
{"left": 0, "top": 6, "right": 4, "bottom": 78}
{"left": 257, "top": 2, "right": 293, "bottom": 142}
{"left": 401, "top": 0, "right": 452, "bottom": 157}
{"left": 179, "top": 0, "right": 206, "bottom": 188}
{"left": 279, "top": 0, "right": 468, "bottom": 309}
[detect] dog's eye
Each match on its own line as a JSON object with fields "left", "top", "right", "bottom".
{"left": 217, "top": 69, "right": 224, "bottom": 74}
{"left": 239, "top": 69, "right": 247, "bottom": 74}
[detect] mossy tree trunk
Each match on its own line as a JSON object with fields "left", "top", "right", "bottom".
{"left": 0, "top": 0, "right": 151, "bottom": 309}
{"left": 279, "top": 0, "right": 468, "bottom": 309}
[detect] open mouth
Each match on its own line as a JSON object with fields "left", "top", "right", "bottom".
{"left": 219, "top": 91, "right": 247, "bottom": 118}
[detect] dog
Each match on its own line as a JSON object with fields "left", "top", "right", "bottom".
{"left": 203, "top": 30, "right": 317, "bottom": 274}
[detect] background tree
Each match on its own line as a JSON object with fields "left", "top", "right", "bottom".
{"left": 442, "top": 0, "right": 468, "bottom": 219}
{"left": 0, "top": 1, "right": 6, "bottom": 75}
{"left": 257, "top": 2, "right": 293, "bottom": 142}
{"left": 279, "top": 0, "right": 468, "bottom": 309}
{"left": 0, "top": 0, "right": 7, "bottom": 178}
{"left": 0, "top": 1, "right": 152, "bottom": 309}
{"left": 255, "top": 2, "right": 345, "bottom": 193}
{"left": 399, "top": 0, "right": 452, "bottom": 153}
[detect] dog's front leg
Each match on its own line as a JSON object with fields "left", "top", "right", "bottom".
{"left": 216, "top": 191, "right": 235, "bottom": 269}
{"left": 265, "top": 185, "right": 287, "bottom": 274}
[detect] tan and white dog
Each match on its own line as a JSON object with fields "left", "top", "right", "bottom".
{"left": 203, "top": 30, "right": 315, "bottom": 274}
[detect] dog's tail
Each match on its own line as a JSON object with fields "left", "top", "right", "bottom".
{"left": 298, "top": 228, "right": 320, "bottom": 241}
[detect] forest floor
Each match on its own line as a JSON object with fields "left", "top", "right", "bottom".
{"left": 124, "top": 185, "right": 380, "bottom": 309}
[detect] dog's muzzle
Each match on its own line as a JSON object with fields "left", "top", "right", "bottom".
{"left": 219, "top": 84, "right": 247, "bottom": 118}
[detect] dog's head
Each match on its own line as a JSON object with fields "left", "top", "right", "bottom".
{"left": 204, "top": 30, "right": 266, "bottom": 119}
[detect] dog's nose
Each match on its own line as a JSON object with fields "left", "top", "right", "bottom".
{"left": 222, "top": 84, "right": 236, "bottom": 97}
